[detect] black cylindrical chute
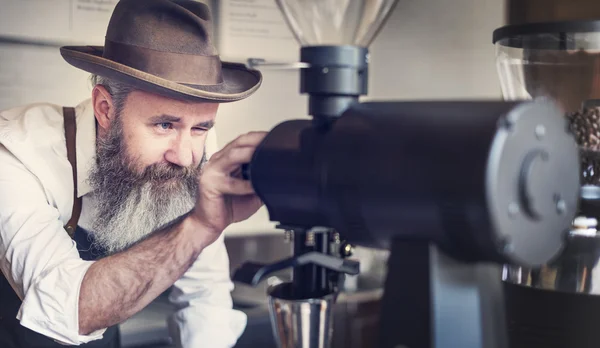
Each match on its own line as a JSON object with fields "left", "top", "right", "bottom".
{"left": 300, "top": 46, "right": 368, "bottom": 120}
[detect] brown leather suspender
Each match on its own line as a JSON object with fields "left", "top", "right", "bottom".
{"left": 62, "top": 107, "right": 82, "bottom": 238}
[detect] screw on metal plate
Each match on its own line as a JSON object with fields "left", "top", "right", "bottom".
{"left": 554, "top": 194, "right": 567, "bottom": 215}
{"left": 508, "top": 202, "right": 520, "bottom": 217}
{"left": 498, "top": 116, "right": 515, "bottom": 132}
{"left": 502, "top": 239, "right": 514, "bottom": 254}
{"left": 535, "top": 124, "right": 546, "bottom": 140}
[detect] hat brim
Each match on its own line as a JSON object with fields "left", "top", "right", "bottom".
{"left": 60, "top": 46, "right": 262, "bottom": 103}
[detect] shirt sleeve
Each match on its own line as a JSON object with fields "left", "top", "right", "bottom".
{"left": 167, "top": 234, "right": 247, "bottom": 348}
{"left": 0, "top": 146, "right": 106, "bottom": 345}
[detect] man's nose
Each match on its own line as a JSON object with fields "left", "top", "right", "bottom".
{"left": 165, "top": 134, "right": 194, "bottom": 167}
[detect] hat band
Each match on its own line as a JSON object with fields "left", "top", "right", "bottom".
{"left": 103, "top": 39, "right": 223, "bottom": 85}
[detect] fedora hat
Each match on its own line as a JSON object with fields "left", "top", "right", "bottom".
{"left": 60, "top": 0, "right": 262, "bottom": 102}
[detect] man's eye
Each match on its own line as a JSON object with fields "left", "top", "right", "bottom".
{"left": 157, "top": 122, "right": 172, "bottom": 130}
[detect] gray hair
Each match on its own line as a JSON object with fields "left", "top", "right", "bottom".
{"left": 90, "top": 74, "right": 136, "bottom": 115}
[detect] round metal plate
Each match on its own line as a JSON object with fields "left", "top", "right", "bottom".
{"left": 486, "top": 99, "right": 580, "bottom": 267}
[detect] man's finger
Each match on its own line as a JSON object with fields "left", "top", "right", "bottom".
{"left": 215, "top": 176, "right": 255, "bottom": 195}
{"left": 212, "top": 132, "right": 267, "bottom": 161}
{"left": 212, "top": 146, "right": 257, "bottom": 173}
{"left": 230, "top": 131, "right": 267, "bottom": 148}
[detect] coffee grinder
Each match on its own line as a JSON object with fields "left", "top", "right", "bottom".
{"left": 494, "top": 20, "right": 600, "bottom": 348}
{"left": 232, "top": 2, "right": 582, "bottom": 348}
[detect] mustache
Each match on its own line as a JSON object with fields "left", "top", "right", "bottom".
{"left": 138, "top": 162, "right": 201, "bottom": 182}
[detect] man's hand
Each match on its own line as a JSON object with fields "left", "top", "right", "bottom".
{"left": 191, "top": 131, "right": 266, "bottom": 246}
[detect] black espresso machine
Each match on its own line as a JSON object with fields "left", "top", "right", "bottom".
{"left": 231, "top": 2, "right": 590, "bottom": 348}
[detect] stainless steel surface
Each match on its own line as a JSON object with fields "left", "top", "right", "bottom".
{"left": 503, "top": 216, "right": 600, "bottom": 294}
{"left": 268, "top": 282, "right": 336, "bottom": 348}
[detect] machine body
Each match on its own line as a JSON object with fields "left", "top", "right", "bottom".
{"left": 232, "top": 7, "right": 582, "bottom": 347}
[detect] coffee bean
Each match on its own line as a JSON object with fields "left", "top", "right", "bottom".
{"left": 567, "top": 107, "right": 600, "bottom": 184}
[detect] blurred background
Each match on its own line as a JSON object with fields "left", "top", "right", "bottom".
{"left": 0, "top": 0, "right": 505, "bottom": 236}
{"left": 2, "top": 0, "right": 599, "bottom": 347}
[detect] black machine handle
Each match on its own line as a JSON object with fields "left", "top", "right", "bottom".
{"left": 240, "top": 163, "right": 251, "bottom": 180}
{"left": 232, "top": 252, "right": 360, "bottom": 287}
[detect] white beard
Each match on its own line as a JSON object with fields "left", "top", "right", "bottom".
{"left": 89, "top": 180, "right": 196, "bottom": 255}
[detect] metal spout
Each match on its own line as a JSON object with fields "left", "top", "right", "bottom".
{"left": 267, "top": 282, "right": 336, "bottom": 348}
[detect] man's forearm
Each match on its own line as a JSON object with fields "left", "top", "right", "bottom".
{"left": 78, "top": 213, "right": 207, "bottom": 334}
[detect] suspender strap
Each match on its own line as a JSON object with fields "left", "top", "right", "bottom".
{"left": 63, "top": 106, "right": 82, "bottom": 238}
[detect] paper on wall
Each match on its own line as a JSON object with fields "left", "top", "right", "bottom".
{"left": 216, "top": 0, "right": 299, "bottom": 64}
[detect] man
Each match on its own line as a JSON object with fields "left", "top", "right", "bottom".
{"left": 0, "top": 0, "right": 265, "bottom": 347}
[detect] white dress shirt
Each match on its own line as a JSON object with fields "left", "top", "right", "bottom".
{"left": 0, "top": 99, "right": 246, "bottom": 346}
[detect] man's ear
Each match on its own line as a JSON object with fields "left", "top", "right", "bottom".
{"left": 92, "top": 85, "right": 115, "bottom": 132}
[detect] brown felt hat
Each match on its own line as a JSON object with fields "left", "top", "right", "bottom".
{"left": 60, "top": 0, "right": 262, "bottom": 102}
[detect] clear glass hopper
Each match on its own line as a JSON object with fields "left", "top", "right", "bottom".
{"left": 276, "top": 0, "right": 399, "bottom": 47}
{"left": 494, "top": 21, "right": 600, "bottom": 186}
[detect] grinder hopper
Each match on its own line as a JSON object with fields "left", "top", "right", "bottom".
{"left": 494, "top": 21, "right": 600, "bottom": 347}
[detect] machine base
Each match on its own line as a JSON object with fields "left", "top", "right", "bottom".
{"left": 504, "top": 282, "right": 600, "bottom": 348}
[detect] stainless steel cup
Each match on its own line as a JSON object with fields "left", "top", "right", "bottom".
{"left": 267, "top": 282, "right": 336, "bottom": 348}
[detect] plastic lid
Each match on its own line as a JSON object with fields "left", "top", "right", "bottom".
{"left": 493, "top": 19, "right": 600, "bottom": 48}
